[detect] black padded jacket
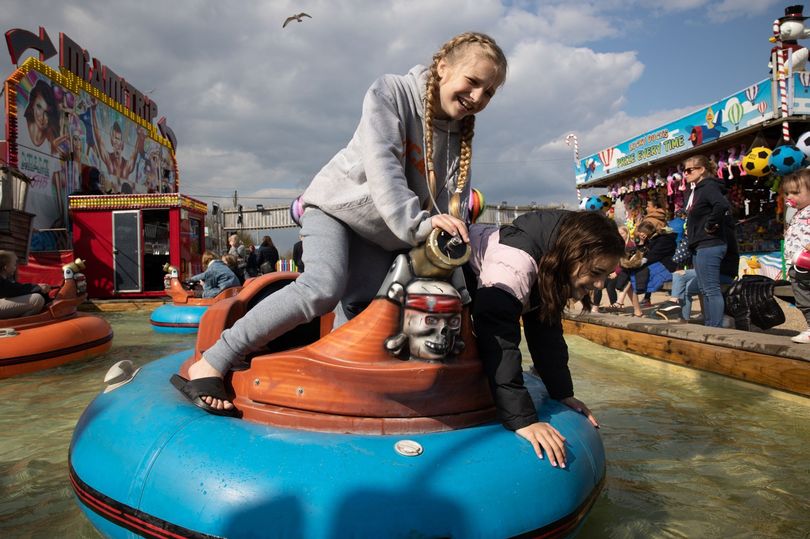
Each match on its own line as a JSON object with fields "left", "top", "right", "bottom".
{"left": 472, "top": 209, "right": 574, "bottom": 431}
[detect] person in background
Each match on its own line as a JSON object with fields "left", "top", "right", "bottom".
{"left": 468, "top": 210, "right": 625, "bottom": 466}
{"left": 0, "top": 250, "right": 51, "bottom": 319}
{"left": 642, "top": 194, "right": 668, "bottom": 232}
{"left": 625, "top": 221, "right": 677, "bottom": 316}
{"left": 245, "top": 245, "right": 260, "bottom": 278}
{"left": 603, "top": 225, "right": 635, "bottom": 312}
{"left": 257, "top": 235, "right": 280, "bottom": 274}
{"left": 220, "top": 254, "right": 244, "bottom": 285}
{"left": 589, "top": 273, "right": 617, "bottom": 313}
{"left": 782, "top": 169, "right": 810, "bottom": 343}
{"left": 227, "top": 234, "right": 247, "bottom": 282}
{"left": 188, "top": 251, "right": 240, "bottom": 298}
{"left": 654, "top": 234, "right": 739, "bottom": 322}
{"left": 292, "top": 238, "right": 304, "bottom": 272}
{"left": 683, "top": 154, "right": 736, "bottom": 327}
{"left": 668, "top": 209, "right": 687, "bottom": 244}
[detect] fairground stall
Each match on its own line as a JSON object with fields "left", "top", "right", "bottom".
{"left": 69, "top": 193, "right": 206, "bottom": 299}
{"left": 576, "top": 75, "right": 809, "bottom": 279}
{"left": 2, "top": 26, "right": 205, "bottom": 297}
{"left": 575, "top": 7, "right": 810, "bottom": 279}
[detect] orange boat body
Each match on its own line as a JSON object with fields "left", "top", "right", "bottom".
{"left": 165, "top": 276, "right": 241, "bottom": 306}
{"left": 0, "top": 272, "right": 113, "bottom": 378}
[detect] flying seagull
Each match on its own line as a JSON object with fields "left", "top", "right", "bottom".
{"left": 283, "top": 12, "right": 312, "bottom": 28}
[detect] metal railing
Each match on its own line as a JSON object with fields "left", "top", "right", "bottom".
{"left": 218, "top": 204, "right": 554, "bottom": 232}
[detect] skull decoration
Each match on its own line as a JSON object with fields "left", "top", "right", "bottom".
{"left": 385, "top": 279, "right": 464, "bottom": 361}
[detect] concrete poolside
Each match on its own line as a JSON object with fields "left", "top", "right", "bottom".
{"left": 565, "top": 291, "right": 809, "bottom": 397}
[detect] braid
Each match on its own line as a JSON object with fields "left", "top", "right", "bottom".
{"left": 422, "top": 64, "right": 438, "bottom": 209}
{"left": 423, "top": 32, "right": 506, "bottom": 216}
{"left": 457, "top": 115, "right": 475, "bottom": 195}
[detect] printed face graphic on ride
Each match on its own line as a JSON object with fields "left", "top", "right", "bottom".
{"left": 386, "top": 280, "right": 464, "bottom": 361}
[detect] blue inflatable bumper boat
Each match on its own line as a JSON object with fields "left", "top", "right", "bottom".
{"left": 149, "top": 267, "right": 241, "bottom": 334}
{"left": 71, "top": 259, "right": 605, "bottom": 538}
{"left": 149, "top": 303, "right": 209, "bottom": 334}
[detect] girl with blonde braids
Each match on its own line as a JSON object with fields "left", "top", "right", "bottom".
{"left": 173, "top": 32, "right": 507, "bottom": 416}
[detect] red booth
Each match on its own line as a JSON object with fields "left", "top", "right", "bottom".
{"left": 70, "top": 193, "right": 206, "bottom": 298}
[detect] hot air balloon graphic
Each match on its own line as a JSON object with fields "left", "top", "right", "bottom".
{"left": 757, "top": 101, "right": 768, "bottom": 116}
{"left": 726, "top": 99, "right": 744, "bottom": 131}
{"left": 745, "top": 84, "right": 759, "bottom": 105}
{"left": 598, "top": 147, "right": 615, "bottom": 171}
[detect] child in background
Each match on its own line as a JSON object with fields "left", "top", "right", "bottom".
{"left": 173, "top": 32, "right": 508, "bottom": 416}
{"left": 626, "top": 221, "right": 677, "bottom": 315}
{"left": 605, "top": 225, "right": 635, "bottom": 312}
{"left": 0, "top": 250, "right": 51, "bottom": 319}
{"left": 783, "top": 170, "right": 810, "bottom": 343}
{"left": 188, "top": 251, "right": 240, "bottom": 299}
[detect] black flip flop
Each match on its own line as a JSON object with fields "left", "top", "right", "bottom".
{"left": 170, "top": 374, "right": 241, "bottom": 417}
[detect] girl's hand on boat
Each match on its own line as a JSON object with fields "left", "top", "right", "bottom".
{"left": 430, "top": 214, "right": 469, "bottom": 243}
{"left": 560, "top": 396, "right": 599, "bottom": 428}
{"left": 515, "top": 422, "right": 566, "bottom": 468}
{"left": 39, "top": 284, "right": 51, "bottom": 293}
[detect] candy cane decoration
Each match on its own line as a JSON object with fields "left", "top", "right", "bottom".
{"left": 565, "top": 133, "right": 581, "bottom": 202}
{"left": 774, "top": 18, "right": 790, "bottom": 142}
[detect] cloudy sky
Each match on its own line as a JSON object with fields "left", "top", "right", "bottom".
{"left": 0, "top": 0, "right": 784, "bottom": 246}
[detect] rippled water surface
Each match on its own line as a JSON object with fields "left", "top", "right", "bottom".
{"left": 0, "top": 312, "right": 808, "bottom": 538}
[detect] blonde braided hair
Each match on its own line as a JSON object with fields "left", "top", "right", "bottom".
{"left": 423, "top": 32, "right": 506, "bottom": 217}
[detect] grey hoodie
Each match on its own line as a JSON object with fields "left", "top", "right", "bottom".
{"left": 302, "top": 65, "right": 467, "bottom": 251}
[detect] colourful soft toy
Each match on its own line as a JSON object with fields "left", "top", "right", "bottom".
{"left": 584, "top": 196, "right": 603, "bottom": 211}
{"left": 742, "top": 147, "right": 773, "bottom": 177}
{"left": 736, "top": 144, "right": 747, "bottom": 176}
{"left": 796, "top": 131, "right": 810, "bottom": 159}
{"left": 289, "top": 195, "right": 304, "bottom": 226}
{"left": 468, "top": 188, "right": 485, "bottom": 223}
{"left": 598, "top": 194, "right": 613, "bottom": 209}
{"left": 768, "top": 144, "right": 808, "bottom": 176}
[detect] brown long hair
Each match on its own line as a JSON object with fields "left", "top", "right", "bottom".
{"left": 423, "top": 33, "right": 507, "bottom": 215}
{"left": 535, "top": 212, "right": 625, "bottom": 323}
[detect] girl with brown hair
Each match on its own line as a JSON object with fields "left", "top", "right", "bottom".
{"left": 468, "top": 210, "right": 625, "bottom": 467}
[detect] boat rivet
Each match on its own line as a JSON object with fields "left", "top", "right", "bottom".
{"left": 394, "top": 440, "right": 423, "bottom": 457}
{"left": 253, "top": 378, "right": 260, "bottom": 386}
{"left": 296, "top": 387, "right": 304, "bottom": 396}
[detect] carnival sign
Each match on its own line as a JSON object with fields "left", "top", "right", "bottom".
{"left": 576, "top": 78, "right": 775, "bottom": 185}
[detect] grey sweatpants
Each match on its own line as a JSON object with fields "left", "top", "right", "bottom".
{"left": 0, "top": 294, "right": 45, "bottom": 319}
{"left": 203, "top": 207, "right": 400, "bottom": 373}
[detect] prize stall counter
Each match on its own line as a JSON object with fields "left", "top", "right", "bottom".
{"left": 574, "top": 74, "right": 810, "bottom": 280}
{"left": 69, "top": 193, "right": 207, "bottom": 299}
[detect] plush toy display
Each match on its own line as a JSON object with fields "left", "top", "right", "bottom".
{"left": 583, "top": 196, "right": 603, "bottom": 211}
{"left": 796, "top": 130, "right": 810, "bottom": 158}
{"left": 768, "top": 143, "right": 808, "bottom": 175}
